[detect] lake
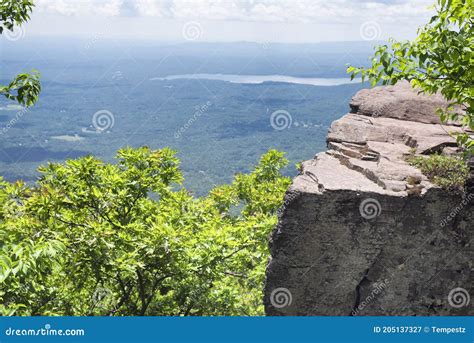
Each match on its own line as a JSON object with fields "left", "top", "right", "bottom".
{"left": 151, "top": 74, "right": 359, "bottom": 86}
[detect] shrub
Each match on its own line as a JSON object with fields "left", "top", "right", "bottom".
{"left": 407, "top": 154, "right": 469, "bottom": 192}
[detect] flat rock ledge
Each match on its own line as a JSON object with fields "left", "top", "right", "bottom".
{"left": 264, "top": 82, "right": 473, "bottom": 316}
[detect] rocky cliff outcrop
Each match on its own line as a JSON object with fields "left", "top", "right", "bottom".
{"left": 264, "top": 82, "right": 473, "bottom": 316}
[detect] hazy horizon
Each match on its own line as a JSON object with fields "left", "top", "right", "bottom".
{"left": 3, "top": 0, "right": 433, "bottom": 43}
{"left": 0, "top": 0, "right": 435, "bottom": 194}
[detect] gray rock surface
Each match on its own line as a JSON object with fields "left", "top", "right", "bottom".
{"left": 264, "top": 83, "right": 473, "bottom": 316}
{"left": 349, "top": 81, "right": 464, "bottom": 125}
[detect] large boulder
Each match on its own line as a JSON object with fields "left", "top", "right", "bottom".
{"left": 349, "top": 81, "right": 463, "bottom": 125}
{"left": 264, "top": 83, "right": 473, "bottom": 316}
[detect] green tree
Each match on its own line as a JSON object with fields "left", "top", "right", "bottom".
{"left": 1, "top": 0, "right": 41, "bottom": 107}
{"left": 0, "top": 147, "right": 290, "bottom": 316}
{"left": 348, "top": 0, "right": 473, "bottom": 154}
{"left": 0, "top": 0, "right": 292, "bottom": 316}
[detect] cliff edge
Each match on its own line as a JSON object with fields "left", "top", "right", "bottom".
{"left": 264, "top": 82, "right": 473, "bottom": 316}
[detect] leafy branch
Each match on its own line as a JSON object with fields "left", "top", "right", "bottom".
{"left": 348, "top": 0, "right": 473, "bottom": 154}
{"left": 0, "top": 0, "right": 41, "bottom": 107}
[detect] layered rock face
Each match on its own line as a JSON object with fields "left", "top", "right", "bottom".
{"left": 264, "top": 82, "right": 473, "bottom": 316}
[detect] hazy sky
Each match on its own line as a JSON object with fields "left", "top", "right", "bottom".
{"left": 22, "top": 0, "right": 434, "bottom": 43}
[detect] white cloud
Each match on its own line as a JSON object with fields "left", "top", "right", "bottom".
{"left": 36, "top": 0, "right": 123, "bottom": 16}
{"left": 29, "top": 0, "right": 434, "bottom": 42}
{"left": 35, "top": 0, "right": 433, "bottom": 22}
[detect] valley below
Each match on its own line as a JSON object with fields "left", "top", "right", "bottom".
{"left": 0, "top": 40, "right": 370, "bottom": 195}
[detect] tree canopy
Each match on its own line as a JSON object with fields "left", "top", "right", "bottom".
{"left": 348, "top": 0, "right": 473, "bottom": 154}
{"left": 0, "top": 148, "right": 290, "bottom": 315}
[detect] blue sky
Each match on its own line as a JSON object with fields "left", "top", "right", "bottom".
{"left": 25, "top": 0, "right": 434, "bottom": 42}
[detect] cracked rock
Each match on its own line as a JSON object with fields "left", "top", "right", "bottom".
{"left": 264, "top": 83, "right": 473, "bottom": 316}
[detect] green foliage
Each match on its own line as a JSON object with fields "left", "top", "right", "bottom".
{"left": 0, "top": 71, "right": 41, "bottom": 107}
{"left": 0, "top": 147, "right": 291, "bottom": 316}
{"left": 0, "top": 0, "right": 34, "bottom": 33}
{"left": 348, "top": 0, "right": 474, "bottom": 154}
{"left": 407, "top": 154, "right": 469, "bottom": 191}
{"left": 0, "top": 0, "right": 41, "bottom": 107}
